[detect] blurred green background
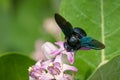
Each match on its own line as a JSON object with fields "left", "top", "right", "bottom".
{"left": 0, "top": 0, "right": 61, "bottom": 55}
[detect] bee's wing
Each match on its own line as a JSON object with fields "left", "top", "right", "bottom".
{"left": 80, "top": 37, "right": 105, "bottom": 50}
{"left": 55, "top": 13, "right": 73, "bottom": 38}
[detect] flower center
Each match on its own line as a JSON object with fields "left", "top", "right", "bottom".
{"left": 48, "top": 62, "right": 61, "bottom": 75}
{"left": 29, "top": 66, "right": 45, "bottom": 79}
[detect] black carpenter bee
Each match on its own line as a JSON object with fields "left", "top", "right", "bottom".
{"left": 55, "top": 13, "right": 105, "bottom": 52}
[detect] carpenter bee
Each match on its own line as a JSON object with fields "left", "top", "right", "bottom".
{"left": 55, "top": 13, "right": 105, "bottom": 52}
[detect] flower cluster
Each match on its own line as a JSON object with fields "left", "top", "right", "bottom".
{"left": 29, "top": 41, "right": 78, "bottom": 80}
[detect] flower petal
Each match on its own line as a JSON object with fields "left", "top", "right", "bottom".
{"left": 35, "top": 60, "right": 41, "bottom": 66}
{"left": 55, "top": 73, "right": 64, "bottom": 80}
{"left": 29, "top": 76, "right": 36, "bottom": 80}
{"left": 63, "top": 64, "right": 78, "bottom": 72}
{"left": 54, "top": 54, "right": 62, "bottom": 63}
{"left": 55, "top": 41, "right": 64, "bottom": 49}
{"left": 65, "top": 52, "right": 74, "bottom": 64}
{"left": 40, "top": 73, "right": 54, "bottom": 80}
{"left": 50, "top": 48, "right": 63, "bottom": 55}
{"left": 41, "top": 42, "right": 57, "bottom": 59}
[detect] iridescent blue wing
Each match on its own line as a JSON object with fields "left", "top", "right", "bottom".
{"left": 55, "top": 13, "right": 73, "bottom": 38}
{"left": 80, "top": 36, "right": 105, "bottom": 50}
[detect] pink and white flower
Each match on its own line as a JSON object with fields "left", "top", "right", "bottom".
{"left": 29, "top": 60, "right": 54, "bottom": 80}
{"left": 29, "top": 41, "right": 78, "bottom": 80}
{"left": 29, "top": 54, "right": 77, "bottom": 80}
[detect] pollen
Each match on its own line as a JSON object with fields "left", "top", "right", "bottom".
{"left": 28, "top": 67, "right": 33, "bottom": 72}
{"left": 49, "top": 62, "right": 54, "bottom": 67}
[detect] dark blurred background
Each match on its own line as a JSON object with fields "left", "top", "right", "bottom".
{"left": 0, "top": 0, "right": 61, "bottom": 55}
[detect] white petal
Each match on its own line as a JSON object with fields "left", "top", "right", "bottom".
{"left": 29, "top": 77, "right": 36, "bottom": 80}
{"left": 40, "top": 73, "right": 54, "bottom": 80}
{"left": 41, "top": 42, "right": 58, "bottom": 59}
{"left": 54, "top": 54, "right": 62, "bottom": 63}
{"left": 35, "top": 60, "right": 42, "bottom": 66}
{"left": 63, "top": 64, "right": 78, "bottom": 72}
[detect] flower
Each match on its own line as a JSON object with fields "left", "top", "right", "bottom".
{"left": 29, "top": 41, "right": 79, "bottom": 80}
{"left": 29, "top": 54, "right": 77, "bottom": 80}
{"left": 47, "top": 54, "right": 78, "bottom": 80}
{"left": 29, "top": 60, "right": 54, "bottom": 80}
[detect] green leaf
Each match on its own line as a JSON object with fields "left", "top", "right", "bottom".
{"left": 88, "top": 55, "right": 120, "bottom": 80}
{"left": 0, "top": 53, "right": 35, "bottom": 80}
{"left": 60, "top": 0, "right": 120, "bottom": 79}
